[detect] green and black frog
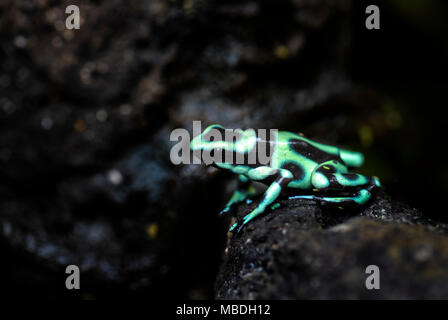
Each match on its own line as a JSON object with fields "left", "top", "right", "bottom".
{"left": 190, "top": 124, "right": 381, "bottom": 233}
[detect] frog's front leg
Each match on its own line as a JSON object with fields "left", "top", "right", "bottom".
{"left": 230, "top": 167, "right": 293, "bottom": 233}
{"left": 220, "top": 175, "right": 257, "bottom": 215}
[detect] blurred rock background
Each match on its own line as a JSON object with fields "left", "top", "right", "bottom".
{"left": 0, "top": 0, "right": 447, "bottom": 299}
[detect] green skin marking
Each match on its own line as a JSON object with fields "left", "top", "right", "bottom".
{"left": 191, "top": 124, "right": 381, "bottom": 233}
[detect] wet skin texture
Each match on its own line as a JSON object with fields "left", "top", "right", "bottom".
{"left": 190, "top": 124, "right": 381, "bottom": 233}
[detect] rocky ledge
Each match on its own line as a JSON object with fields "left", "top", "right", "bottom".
{"left": 216, "top": 191, "right": 448, "bottom": 299}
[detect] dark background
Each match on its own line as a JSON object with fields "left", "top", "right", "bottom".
{"left": 0, "top": 0, "right": 447, "bottom": 299}
{"left": 352, "top": 0, "right": 448, "bottom": 219}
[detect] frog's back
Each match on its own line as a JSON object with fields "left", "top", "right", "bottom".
{"left": 270, "top": 131, "right": 342, "bottom": 189}
{"left": 276, "top": 131, "right": 365, "bottom": 168}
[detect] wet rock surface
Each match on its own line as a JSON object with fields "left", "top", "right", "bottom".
{"left": 216, "top": 192, "right": 448, "bottom": 299}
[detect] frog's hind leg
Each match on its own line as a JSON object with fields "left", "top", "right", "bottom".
{"left": 220, "top": 175, "right": 258, "bottom": 215}
{"left": 289, "top": 161, "right": 380, "bottom": 208}
{"left": 230, "top": 167, "right": 293, "bottom": 233}
{"left": 311, "top": 161, "right": 381, "bottom": 192}
{"left": 289, "top": 188, "right": 373, "bottom": 208}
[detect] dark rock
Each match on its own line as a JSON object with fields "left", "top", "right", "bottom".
{"left": 216, "top": 191, "right": 448, "bottom": 299}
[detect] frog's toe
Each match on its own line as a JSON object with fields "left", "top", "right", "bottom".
{"left": 228, "top": 221, "right": 238, "bottom": 232}
{"left": 219, "top": 207, "right": 231, "bottom": 216}
{"left": 229, "top": 222, "right": 241, "bottom": 233}
{"left": 228, "top": 219, "right": 248, "bottom": 233}
{"left": 220, "top": 201, "right": 239, "bottom": 216}
{"left": 236, "top": 223, "right": 247, "bottom": 233}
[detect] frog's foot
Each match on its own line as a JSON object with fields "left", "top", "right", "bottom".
{"left": 219, "top": 176, "right": 258, "bottom": 216}
{"left": 229, "top": 168, "right": 293, "bottom": 233}
{"left": 289, "top": 188, "right": 373, "bottom": 208}
{"left": 228, "top": 203, "right": 280, "bottom": 233}
{"left": 229, "top": 205, "right": 264, "bottom": 233}
{"left": 219, "top": 189, "right": 253, "bottom": 215}
{"left": 229, "top": 221, "right": 239, "bottom": 233}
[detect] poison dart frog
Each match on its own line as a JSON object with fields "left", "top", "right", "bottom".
{"left": 190, "top": 124, "right": 381, "bottom": 233}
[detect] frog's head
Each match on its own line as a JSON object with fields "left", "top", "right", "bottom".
{"left": 190, "top": 124, "right": 257, "bottom": 165}
{"left": 190, "top": 124, "right": 228, "bottom": 153}
{"left": 190, "top": 124, "right": 249, "bottom": 163}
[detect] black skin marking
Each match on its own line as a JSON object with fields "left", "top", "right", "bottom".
{"left": 327, "top": 175, "right": 346, "bottom": 190}
{"left": 280, "top": 161, "right": 305, "bottom": 181}
{"left": 289, "top": 139, "right": 341, "bottom": 164}
{"left": 343, "top": 173, "right": 360, "bottom": 181}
